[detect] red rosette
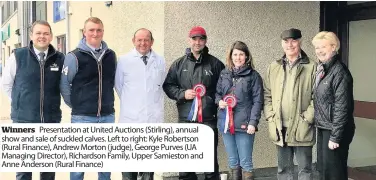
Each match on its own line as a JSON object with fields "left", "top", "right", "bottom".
{"left": 193, "top": 83, "right": 206, "bottom": 97}
{"left": 223, "top": 94, "right": 237, "bottom": 108}
{"left": 193, "top": 84, "right": 206, "bottom": 123}
{"left": 223, "top": 94, "right": 237, "bottom": 135}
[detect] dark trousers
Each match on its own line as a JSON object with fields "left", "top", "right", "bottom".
{"left": 122, "top": 172, "right": 154, "bottom": 180}
{"left": 179, "top": 122, "right": 219, "bottom": 180}
{"left": 277, "top": 128, "right": 313, "bottom": 180}
{"left": 13, "top": 120, "right": 56, "bottom": 180}
{"left": 16, "top": 172, "right": 55, "bottom": 180}
{"left": 317, "top": 128, "right": 354, "bottom": 180}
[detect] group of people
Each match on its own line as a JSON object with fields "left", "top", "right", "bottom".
{"left": 1, "top": 16, "right": 355, "bottom": 180}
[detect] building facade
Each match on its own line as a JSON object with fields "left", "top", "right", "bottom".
{"left": 1, "top": 1, "right": 375, "bottom": 179}
{"left": 1, "top": 1, "right": 20, "bottom": 67}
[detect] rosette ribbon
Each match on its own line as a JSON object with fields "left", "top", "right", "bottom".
{"left": 187, "top": 84, "right": 206, "bottom": 123}
{"left": 223, "top": 94, "right": 237, "bottom": 135}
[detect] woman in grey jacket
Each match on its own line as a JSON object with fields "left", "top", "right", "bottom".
{"left": 215, "top": 41, "right": 263, "bottom": 180}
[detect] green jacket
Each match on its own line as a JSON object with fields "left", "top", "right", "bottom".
{"left": 263, "top": 50, "right": 316, "bottom": 147}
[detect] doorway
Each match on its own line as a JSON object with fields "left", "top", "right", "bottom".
{"left": 321, "top": 1, "right": 376, "bottom": 179}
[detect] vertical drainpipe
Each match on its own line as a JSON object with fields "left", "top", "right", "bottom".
{"left": 65, "top": 1, "right": 69, "bottom": 52}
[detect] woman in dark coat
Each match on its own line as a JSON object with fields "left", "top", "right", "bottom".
{"left": 312, "top": 31, "right": 356, "bottom": 180}
{"left": 215, "top": 41, "right": 263, "bottom": 180}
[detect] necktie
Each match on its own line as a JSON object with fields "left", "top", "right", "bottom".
{"left": 141, "top": 56, "right": 148, "bottom": 65}
{"left": 95, "top": 49, "right": 101, "bottom": 53}
{"left": 39, "top": 52, "right": 46, "bottom": 64}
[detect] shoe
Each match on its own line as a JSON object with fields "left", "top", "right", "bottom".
{"left": 229, "top": 166, "right": 242, "bottom": 180}
{"left": 242, "top": 170, "right": 254, "bottom": 180}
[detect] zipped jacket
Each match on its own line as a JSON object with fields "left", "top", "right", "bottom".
{"left": 11, "top": 41, "right": 64, "bottom": 123}
{"left": 314, "top": 55, "right": 355, "bottom": 143}
{"left": 163, "top": 47, "right": 225, "bottom": 124}
{"left": 215, "top": 66, "right": 264, "bottom": 133}
{"left": 60, "top": 38, "right": 116, "bottom": 116}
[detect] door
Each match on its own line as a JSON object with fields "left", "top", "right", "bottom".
{"left": 321, "top": 1, "right": 376, "bottom": 179}
{"left": 346, "top": 5, "right": 376, "bottom": 169}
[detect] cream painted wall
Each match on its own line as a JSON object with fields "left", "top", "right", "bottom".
{"left": 112, "top": 1, "right": 164, "bottom": 56}
{"left": 349, "top": 19, "right": 376, "bottom": 102}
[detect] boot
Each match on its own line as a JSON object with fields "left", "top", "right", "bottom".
{"left": 242, "top": 170, "right": 254, "bottom": 180}
{"left": 229, "top": 166, "right": 242, "bottom": 180}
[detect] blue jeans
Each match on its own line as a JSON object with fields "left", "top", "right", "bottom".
{"left": 71, "top": 114, "right": 115, "bottom": 123}
{"left": 70, "top": 172, "right": 111, "bottom": 180}
{"left": 222, "top": 131, "right": 255, "bottom": 172}
{"left": 16, "top": 172, "right": 54, "bottom": 180}
{"left": 70, "top": 114, "right": 114, "bottom": 180}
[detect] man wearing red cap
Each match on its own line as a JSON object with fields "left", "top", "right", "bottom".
{"left": 163, "top": 26, "right": 225, "bottom": 180}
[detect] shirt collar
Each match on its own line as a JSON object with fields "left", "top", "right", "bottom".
{"left": 33, "top": 46, "right": 49, "bottom": 61}
{"left": 134, "top": 48, "right": 152, "bottom": 58}
{"left": 86, "top": 42, "right": 103, "bottom": 52}
{"left": 284, "top": 53, "right": 302, "bottom": 67}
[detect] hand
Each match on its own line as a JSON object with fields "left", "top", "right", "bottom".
{"left": 328, "top": 140, "right": 339, "bottom": 150}
{"left": 184, "top": 89, "right": 196, "bottom": 100}
{"left": 247, "top": 125, "right": 256, "bottom": 134}
{"left": 218, "top": 100, "right": 228, "bottom": 109}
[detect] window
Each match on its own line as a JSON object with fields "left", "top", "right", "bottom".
{"left": 2, "top": 48, "right": 5, "bottom": 67}
{"left": 6, "top": 2, "right": 10, "bottom": 18}
{"left": 7, "top": 46, "right": 10, "bottom": 58}
{"left": 80, "top": 29, "right": 84, "bottom": 38}
{"left": 14, "top": 1, "right": 17, "bottom": 11}
{"left": 36, "top": 1, "right": 46, "bottom": 21}
{"left": 1, "top": 1, "right": 17, "bottom": 25}
{"left": 1, "top": 5, "right": 5, "bottom": 23}
{"left": 56, "top": 35, "right": 66, "bottom": 54}
{"left": 53, "top": 1, "right": 66, "bottom": 22}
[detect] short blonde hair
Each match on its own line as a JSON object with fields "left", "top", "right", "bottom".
{"left": 84, "top": 17, "right": 103, "bottom": 28}
{"left": 312, "top": 31, "right": 340, "bottom": 52}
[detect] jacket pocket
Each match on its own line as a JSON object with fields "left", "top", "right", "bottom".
{"left": 267, "top": 114, "right": 279, "bottom": 142}
{"left": 153, "top": 84, "right": 162, "bottom": 103}
{"left": 295, "top": 116, "right": 314, "bottom": 142}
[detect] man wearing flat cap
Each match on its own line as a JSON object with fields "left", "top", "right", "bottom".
{"left": 163, "top": 26, "right": 224, "bottom": 180}
{"left": 263, "top": 28, "right": 316, "bottom": 180}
